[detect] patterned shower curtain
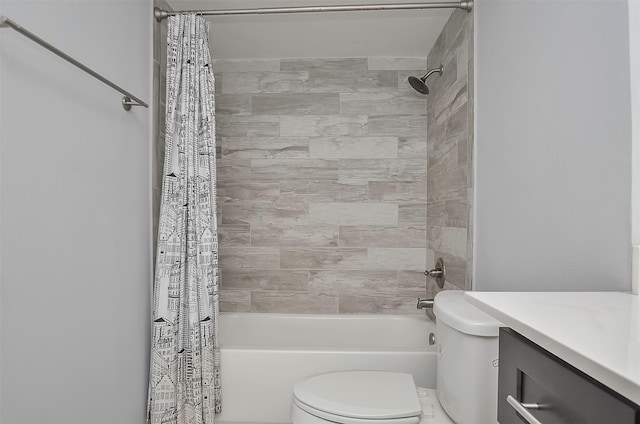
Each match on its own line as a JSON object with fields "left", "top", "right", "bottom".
{"left": 148, "top": 14, "right": 221, "bottom": 424}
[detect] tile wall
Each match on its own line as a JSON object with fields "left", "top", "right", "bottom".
{"left": 425, "top": 9, "right": 474, "bottom": 297}
{"left": 152, "top": 11, "right": 474, "bottom": 314}
{"left": 213, "top": 57, "right": 430, "bottom": 313}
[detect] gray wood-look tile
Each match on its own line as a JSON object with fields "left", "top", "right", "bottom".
{"left": 309, "top": 203, "right": 398, "bottom": 226}
{"left": 427, "top": 201, "right": 446, "bottom": 227}
{"left": 340, "top": 93, "right": 427, "bottom": 115}
{"left": 426, "top": 248, "right": 436, "bottom": 270}
{"left": 215, "top": 94, "right": 251, "bottom": 115}
{"left": 398, "top": 138, "right": 427, "bottom": 159}
{"left": 214, "top": 73, "right": 222, "bottom": 94}
{"left": 222, "top": 137, "right": 309, "bottom": 159}
{"left": 219, "top": 289, "right": 252, "bottom": 312}
{"left": 216, "top": 115, "right": 280, "bottom": 137}
{"left": 213, "top": 59, "right": 280, "bottom": 73}
{"left": 368, "top": 57, "right": 426, "bottom": 70}
{"left": 429, "top": 129, "right": 459, "bottom": 169}
{"left": 251, "top": 224, "right": 339, "bottom": 247}
{"left": 427, "top": 164, "right": 467, "bottom": 202}
{"left": 445, "top": 198, "right": 468, "bottom": 228}
{"left": 251, "top": 292, "right": 338, "bottom": 313}
{"left": 457, "top": 137, "right": 468, "bottom": 169}
{"left": 368, "top": 180, "right": 427, "bottom": 203}
{"left": 309, "top": 270, "right": 397, "bottom": 294}
{"left": 397, "top": 271, "right": 427, "bottom": 296}
{"left": 220, "top": 247, "right": 280, "bottom": 269}
{"left": 338, "top": 294, "right": 420, "bottom": 314}
{"left": 251, "top": 159, "right": 339, "bottom": 181}
{"left": 339, "top": 226, "right": 426, "bottom": 248}
{"left": 280, "top": 115, "right": 368, "bottom": 137}
{"left": 432, "top": 80, "right": 468, "bottom": 128}
{"left": 280, "top": 247, "right": 368, "bottom": 269}
{"left": 445, "top": 102, "right": 468, "bottom": 142}
{"left": 221, "top": 71, "right": 309, "bottom": 94}
{"left": 439, "top": 227, "right": 467, "bottom": 258}
{"left": 252, "top": 93, "right": 340, "bottom": 115}
{"left": 338, "top": 159, "right": 427, "bottom": 183}
{"left": 281, "top": 58, "right": 368, "bottom": 72}
{"left": 218, "top": 224, "right": 251, "bottom": 247}
{"left": 427, "top": 226, "right": 467, "bottom": 259}
{"left": 398, "top": 203, "right": 427, "bottom": 225}
{"left": 367, "top": 248, "right": 427, "bottom": 270}
{"left": 194, "top": 55, "right": 467, "bottom": 312}
{"left": 218, "top": 182, "right": 280, "bottom": 202}
{"left": 367, "top": 115, "right": 427, "bottom": 138}
{"left": 310, "top": 137, "right": 398, "bottom": 159}
{"left": 308, "top": 70, "right": 398, "bottom": 93}
{"left": 216, "top": 160, "right": 252, "bottom": 185}
{"left": 222, "top": 269, "right": 308, "bottom": 290}
{"left": 280, "top": 180, "right": 368, "bottom": 202}
{"left": 221, "top": 201, "right": 309, "bottom": 225}
{"left": 426, "top": 224, "right": 441, "bottom": 250}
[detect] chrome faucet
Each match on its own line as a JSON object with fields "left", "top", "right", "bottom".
{"left": 416, "top": 298, "right": 434, "bottom": 309}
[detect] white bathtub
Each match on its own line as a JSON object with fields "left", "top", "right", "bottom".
{"left": 216, "top": 312, "right": 437, "bottom": 424}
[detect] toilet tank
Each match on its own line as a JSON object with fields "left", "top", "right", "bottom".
{"left": 433, "top": 291, "right": 502, "bottom": 424}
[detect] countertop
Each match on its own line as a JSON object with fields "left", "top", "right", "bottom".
{"left": 464, "top": 291, "right": 640, "bottom": 405}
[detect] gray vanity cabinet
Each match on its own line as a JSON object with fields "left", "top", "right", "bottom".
{"left": 497, "top": 328, "right": 640, "bottom": 424}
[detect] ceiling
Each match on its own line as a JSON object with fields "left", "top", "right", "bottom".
{"left": 166, "top": 0, "right": 454, "bottom": 59}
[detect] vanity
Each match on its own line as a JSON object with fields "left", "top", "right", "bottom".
{"left": 464, "top": 292, "right": 640, "bottom": 424}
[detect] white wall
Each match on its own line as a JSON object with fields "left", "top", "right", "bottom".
{"left": 630, "top": 0, "right": 640, "bottom": 294}
{"left": 166, "top": 0, "right": 453, "bottom": 59}
{"left": 474, "top": 0, "right": 632, "bottom": 292}
{"left": 631, "top": 0, "right": 640, "bottom": 245}
{"left": 0, "top": 1, "right": 152, "bottom": 423}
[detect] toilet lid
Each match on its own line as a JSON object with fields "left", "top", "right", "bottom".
{"left": 293, "top": 371, "right": 422, "bottom": 420}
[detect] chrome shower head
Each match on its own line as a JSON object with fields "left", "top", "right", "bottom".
{"left": 408, "top": 65, "right": 443, "bottom": 95}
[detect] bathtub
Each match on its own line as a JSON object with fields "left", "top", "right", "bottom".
{"left": 216, "top": 312, "right": 437, "bottom": 424}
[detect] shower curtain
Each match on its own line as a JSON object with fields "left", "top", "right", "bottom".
{"left": 148, "top": 14, "right": 220, "bottom": 424}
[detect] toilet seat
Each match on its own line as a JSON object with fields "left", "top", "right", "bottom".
{"left": 292, "top": 371, "right": 423, "bottom": 424}
{"left": 292, "top": 398, "right": 421, "bottom": 424}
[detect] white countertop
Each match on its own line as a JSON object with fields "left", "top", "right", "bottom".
{"left": 464, "top": 291, "right": 640, "bottom": 405}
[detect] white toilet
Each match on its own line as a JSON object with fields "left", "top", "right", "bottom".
{"left": 290, "top": 291, "right": 502, "bottom": 424}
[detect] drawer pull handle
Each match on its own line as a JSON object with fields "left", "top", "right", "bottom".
{"left": 507, "top": 395, "right": 543, "bottom": 424}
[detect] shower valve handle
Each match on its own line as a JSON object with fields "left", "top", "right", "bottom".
{"left": 424, "top": 257, "right": 446, "bottom": 289}
{"left": 424, "top": 269, "right": 443, "bottom": 278}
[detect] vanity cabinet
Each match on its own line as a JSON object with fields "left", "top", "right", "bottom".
{"left": 497, "top": 328, "right": 640, "bottom": 424}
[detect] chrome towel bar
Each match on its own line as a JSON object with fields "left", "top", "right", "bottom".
{"left": 0, "top": 16, "right": 148, "bottom": 111}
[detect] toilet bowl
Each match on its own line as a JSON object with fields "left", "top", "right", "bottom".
{"left": 290, "top": 291, "right": 502, "bottom": 424}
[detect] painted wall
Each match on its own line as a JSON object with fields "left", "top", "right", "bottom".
{"left": 630, "top": 0, "right": 640, "bottom": 295}
{"left": 474, "top": 0, "right": 632, "bottom": 291}
{"left": 631, "top": 0, "right": 640, "bottom": 246}
{"left": 207, "top": 57, "right": 429, "bottom": 314}
{"left": 425, "top": 9, "right": 474, "bottom": 295}
{"left": 165, "top": 0, "right": 452, "bottom": 60}
{"left": 0, "top": 1, "right": 152, "bottom": 423}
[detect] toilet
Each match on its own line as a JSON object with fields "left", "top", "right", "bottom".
{"left": 290, "top": 291, "right": 502, "bottom": 424}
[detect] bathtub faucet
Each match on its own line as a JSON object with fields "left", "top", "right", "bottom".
{"left": 416, "top": 298, "right": 434, "bottom": 309}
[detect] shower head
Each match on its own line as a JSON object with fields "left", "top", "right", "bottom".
{"left": 408, "top": 65, "right": 444, "bottom": 95}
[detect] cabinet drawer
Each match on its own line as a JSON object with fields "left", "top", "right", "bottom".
{"left": 498, "top": 328, "right": 640, "bottom": 424}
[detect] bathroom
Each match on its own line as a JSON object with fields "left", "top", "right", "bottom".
{"left": 0, "top": 0, "right": 638, "bottom": 423}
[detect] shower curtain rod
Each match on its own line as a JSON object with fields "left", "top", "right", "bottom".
{"left": 154, "top": 1, "right": 473, "bottom": 21}
{"left": 0, "top": 16, "right": 148, "bottom": 111}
